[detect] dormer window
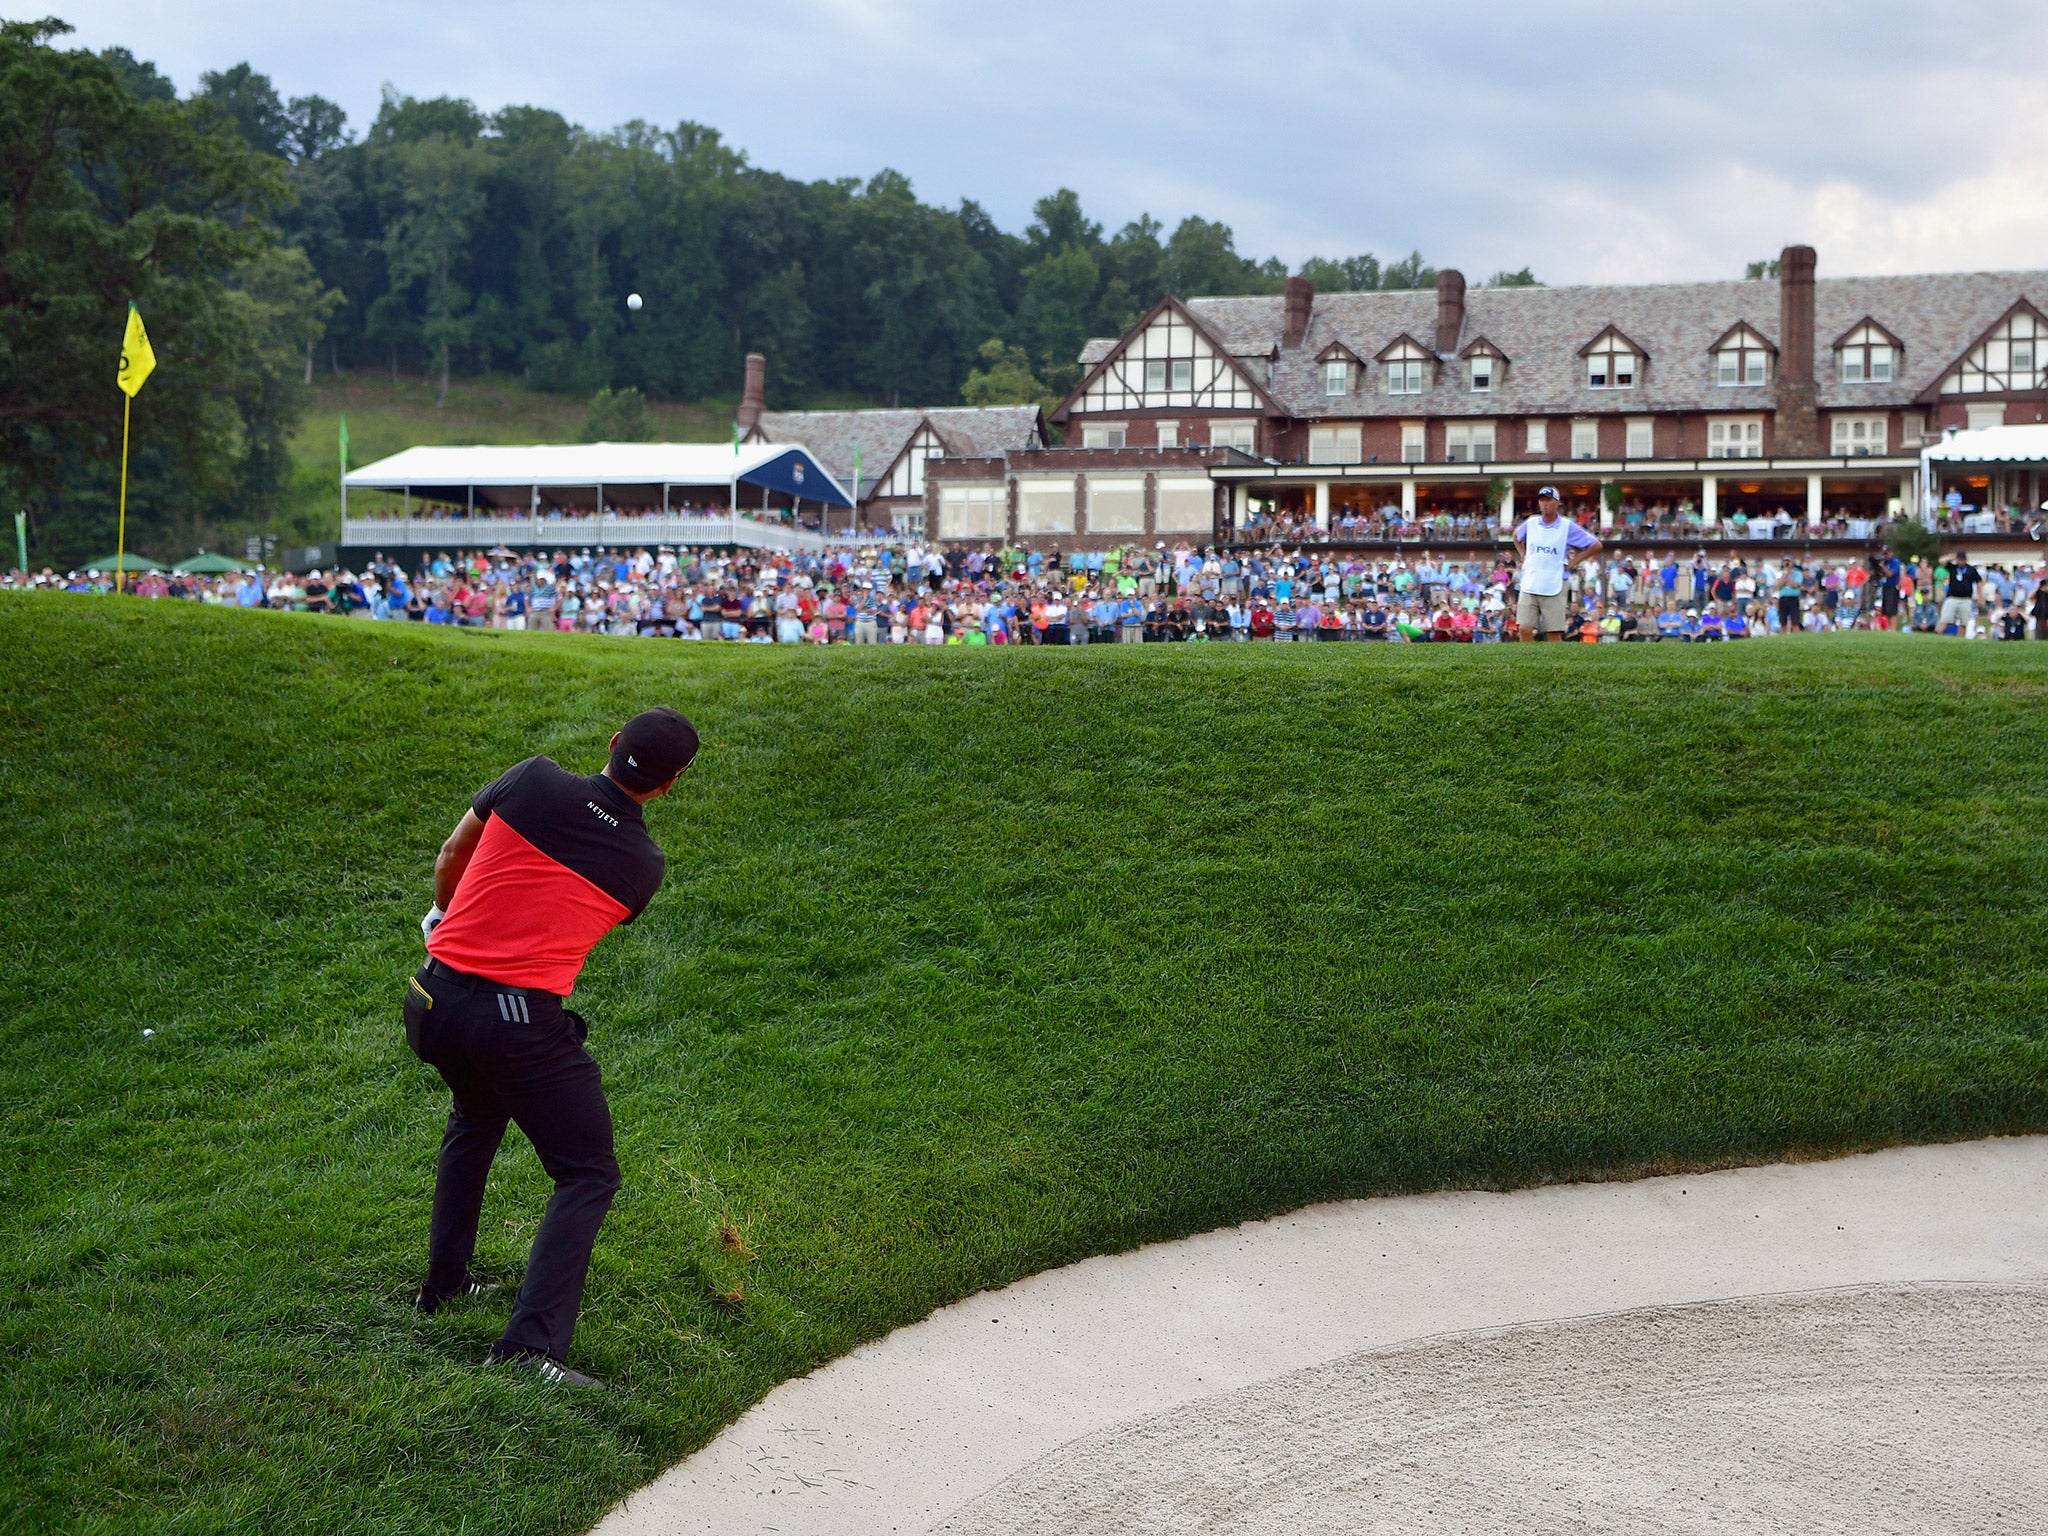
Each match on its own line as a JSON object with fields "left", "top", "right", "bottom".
{"left": 1836, "top": 319, "right": 1901, "bottom": 384}
{"left": 1582, "top": 328, "right": 1641, "bottom": 389}
{"left": 1459, "top": 336, "right": 1508, "bottom": 395}
{"left": 1377, "top": 336, "right": 1434, "bottom": 396}
{"left": 1710, "top": 323, "right": 1774, "bottom": 387}
{"left": 1322, "top": 359, "right": 1350, "bottom": 396}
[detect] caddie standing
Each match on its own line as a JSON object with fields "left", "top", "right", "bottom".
{"left": 407, "top": 707, "right": 698, "bottom": 1387}
{"left": 1514, "top": 486, "right": 1603, "bottom": 641}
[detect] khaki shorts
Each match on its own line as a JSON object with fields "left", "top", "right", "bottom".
{"left": 1516, "top": 588, "right": 1568, "bottom": 636}
{"left": 1939, "top": 597, "right": 1975, "bottom": 631}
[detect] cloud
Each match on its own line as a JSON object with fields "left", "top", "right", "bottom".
{"left": 41, "top": 0, "right": 2048, "bottom": 283}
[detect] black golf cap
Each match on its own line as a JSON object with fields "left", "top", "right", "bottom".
{"left": 610, "top": 707, "right": 699, "bottom": 791}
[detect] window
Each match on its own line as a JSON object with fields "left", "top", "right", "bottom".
{"left": 1171, "top": 358, "right": 1193, "bottom": 391}
{"left": 1712, "top": 326, "right": 1772, "bottom": 387}
{"left": 1901, "top": 411, "right": 1926, "bottom": 445}
{"left": 1144, "top": 359, "right": 1166, "bottom": 392}
{"left": 1707, "top": 417, "right": 1763, "bottom": 459}
{"left": 1837, "top": 320, "right": 1898, "bottom": 384}
{"left": 1400, "top": 421, "right": 1425, "bottom": 463}
{"left": 1017, "top": 478, "right": 1075, "bottom": 533}
{"left": 1308, "top": 425, "right": 1362, "bottom": 464}
{"left": 1210, "top": 420, "right": 1257, "bottom": 453}
{"left": 1380, "top": 338, "right": 1432, "bottom": 395}
{"left": 1585, "top": 332, "right": 1638, "bottom": 389}
{"left": 1830, "top": 415, "right": 1887, "bottom": 455}
{"left": 1080, "top": 424, "right": 1127, "bottom": 449}
{"left": 1469, "top": 355, "right": 1493, "bottom": 392}
{"left": 1322, "top": 359, "right": 1350, "bottom": 396}
{"left": 1525, "top": 419, "right": 1549, "bottom": 456}
{"left": 1967, "top": 403, "right": 2006, "bottom": 431}
{"left": 1444, "top": 423, "right": 1495, "bottom": 462}
{"left": 939, "top": 485, "right": 1004, "bottom": 540}
{"left": 1087, "top": 476, "right": 1146, "bottom": 534}
{"left": 1570, "top": 420, "right": 1599, "bottom": 459}
{"left": 1155, "top": 422, "right": 1179, "bottom": 449}
{"left": 1156, "top": 476, "right": 1214, "bottom": 533}
{"left": 1625, "top": 418, "right": 1654, "bottom": 457}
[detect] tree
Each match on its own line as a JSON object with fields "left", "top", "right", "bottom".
{"left": 194, "top": 63, "right": 291, "bottom": 159}
{"left": 961, "top": 338, "right": 1057, "bottom": 414}
{"left": 1018, "top": 243, "right": 1100, "bottom": 382}
{"left": 1485, "top": 267, "right": 1541, "bottom": 287}
{"left": 1298, "top": 253, "right": 1384, "bottom": 291}
{"left": 376, "top": 128, "right": 485, "bottom": 404}
{"left": 579, "top": 386, "right": 649, "bottom": 441}
{"left": 1886, "top": 518, "right": 1940, "bottom": 562}
{"left": 1746, "top": 258, "right": 1782, "bottom": 280}
{"left": 0, "top": 19, "right": 306, "bottom": 564}
{"left": 1379, "top": 251, "right": 1437, "bottom": 290}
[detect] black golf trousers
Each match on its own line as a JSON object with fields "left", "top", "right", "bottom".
{"left": 404, "top": 964, "right": 620, "bottom": 1361}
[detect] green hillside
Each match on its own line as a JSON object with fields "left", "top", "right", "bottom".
{"left": 280, "top": 374, "right": 737, "bottom": 543}
{"left": 4, "top": 601, "right": 2046, "bottom": 1535}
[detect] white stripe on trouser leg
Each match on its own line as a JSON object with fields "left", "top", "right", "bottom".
{"left": 518, "top": 995, "right": 529, "bottom": 1023}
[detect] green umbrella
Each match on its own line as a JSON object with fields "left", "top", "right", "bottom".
{"left": 83, "top": 552, "right": 167, "bottom": 573}
{"left": 172, "top": 552, "right": 250, "bottom": 574}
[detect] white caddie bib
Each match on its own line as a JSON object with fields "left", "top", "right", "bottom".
{"left": 1519, "top": 516, "right": 1571, "bottom": 596}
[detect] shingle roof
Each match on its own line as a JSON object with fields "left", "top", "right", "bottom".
{"left": 754, "top": 406, "right": 1044, "bottom": 499}
{"left": 1173, "top": 269, "right": 2048, "bottom": 420}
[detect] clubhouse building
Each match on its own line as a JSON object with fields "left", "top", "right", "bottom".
{"left": 929, "top": 244, "right": 2048, "bottom": 549}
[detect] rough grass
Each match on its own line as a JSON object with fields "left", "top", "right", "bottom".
{"left": 3, "top": 598, "right": 2046, "bottom": 1535}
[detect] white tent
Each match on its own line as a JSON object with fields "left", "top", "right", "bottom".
{"left": 343, "top": 440, "right": 852, "bottom": 514}
{"left": 1920, "top": 424, "right": 2048, "bottom": 526}
{"left": 1921, "top": 424, "right": 2048, "bottom": 465}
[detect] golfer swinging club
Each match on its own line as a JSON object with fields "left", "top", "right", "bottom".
{"left": 1514, "top": 486, "right": 1602, "bottom": 640}
{"left": 406, "top": 707, "right": 698, "bottom": 1387}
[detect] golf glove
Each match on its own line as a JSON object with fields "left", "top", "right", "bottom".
{"left": 421, "top": 904, "right": 444, "bottom": 943}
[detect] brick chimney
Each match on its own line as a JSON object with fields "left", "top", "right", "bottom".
{"left": 1282, "top": 276, "right": 1313, "bottom": 348}
{"left": 737, "top": 351, "right": 766, "bottom": 433}
{"left": 1774, "top": 244, "right": 1821, "bottom": 454}
{"left": 1435, "top": 269, "right": 1466, "bottom": 355}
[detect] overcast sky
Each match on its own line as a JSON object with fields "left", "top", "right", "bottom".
{"left": 40, "top": 0, "right": 2048, "bottom": 285}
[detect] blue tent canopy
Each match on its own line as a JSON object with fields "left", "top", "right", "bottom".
{"left": 737, "top": 447, "right": 852, "bottom": 508}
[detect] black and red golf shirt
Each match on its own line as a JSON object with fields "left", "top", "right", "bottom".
{"left": 427, "top": 757, "right": 665, "bottom": 995}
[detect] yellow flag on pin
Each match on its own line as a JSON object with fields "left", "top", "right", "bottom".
{"left": 117, "top": 303, "right": 156, "bottom": 397}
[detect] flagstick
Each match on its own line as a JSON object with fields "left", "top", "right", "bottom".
{"left": 116, "top": 393, "right": 132, "bottom": 594}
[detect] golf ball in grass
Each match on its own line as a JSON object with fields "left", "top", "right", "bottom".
{"left": 626, "top": 293, "right": 643, "bottom": 311}
{"left": 142, "top": 1029, "right": 155, "bottom": 1038}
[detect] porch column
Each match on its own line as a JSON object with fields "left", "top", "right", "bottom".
{"left": 1314, "top": 480, "right": 1330, "bottom": 529}
{"left": 1702, "top": 475, "right": 1718, "bottom": 527}
{"left": 1499, "top": 480, "right": 1515, "bottom": 530}
{"left": 1400, "top": 479, "right": 1417, "bottom": 517}
{"left": 1599, "top": 478, "right": 1615, "bottom": 531}
{"left": 1806, "top": 472, "right": 1823, "bottom": 525}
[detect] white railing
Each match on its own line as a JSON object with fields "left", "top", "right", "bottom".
{"left": 340, "top": 513, "right": 849, "bottom": 553}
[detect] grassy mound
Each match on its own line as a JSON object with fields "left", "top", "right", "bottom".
{"left": 4, "top": 598, "right": 2046, "bottom": 1534}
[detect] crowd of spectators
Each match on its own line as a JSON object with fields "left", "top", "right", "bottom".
{"left": 1242, "top": 498, "right": 2042, "bottom": 547}
{"left": 10, "top": 541, "right": 2047, "bottom": 643}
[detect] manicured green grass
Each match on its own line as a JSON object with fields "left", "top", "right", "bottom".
{"left": 3, "top": 600, "right": 2046, "bottom": 1535}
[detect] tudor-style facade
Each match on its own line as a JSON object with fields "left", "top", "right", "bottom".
{"left": 1006, "top": 244, "right": 2048, "bottom": 544}
{"left": 746, "top": 383, "right": 1045, "bottom": 534}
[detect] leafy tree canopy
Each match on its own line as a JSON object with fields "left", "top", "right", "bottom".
{"left": 10, "top": 20, "right": 1533, "bottom": 560}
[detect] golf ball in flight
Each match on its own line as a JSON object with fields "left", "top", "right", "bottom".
{"left": 626, "top": 293, "right": 643, "bottom": 311}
